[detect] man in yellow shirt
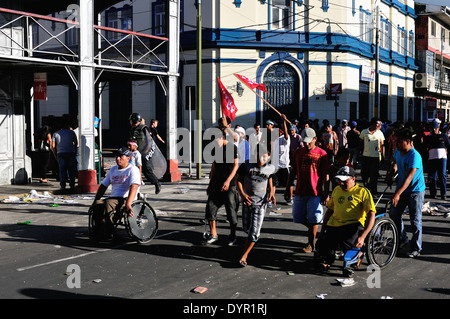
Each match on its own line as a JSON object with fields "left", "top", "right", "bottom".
{"left": 315, "top": 166, "right": 376, "bottom": 271}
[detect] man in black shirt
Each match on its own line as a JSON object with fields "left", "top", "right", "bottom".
{"left": 203, "top": 117, "right": 239, "bottom": 245}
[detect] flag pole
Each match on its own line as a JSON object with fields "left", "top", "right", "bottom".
{"left": 233, "top": 74, "right": 291, "bottom": 124}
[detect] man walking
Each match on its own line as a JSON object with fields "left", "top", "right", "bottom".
{"left": 359, "top": 117, "right": 385, "bottom": 196}
{"left": 129, "top": 113, "right": 161, "bottom": 194}
{"left": 287, "top": 127, "right": 330, "bottom": 253}
{"left": 386, "top": 128, "right": 426, "bottom": 258}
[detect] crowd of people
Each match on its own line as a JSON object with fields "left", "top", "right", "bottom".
{"left": 199, "top": 114, "right": 449, "bottom": 270}
{"left": 37, "top": 112, "right": 450, "bottom": 272}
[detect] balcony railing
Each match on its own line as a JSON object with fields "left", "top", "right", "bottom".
{"left": 0, "top": 7, "right": 168, "bottom": 74}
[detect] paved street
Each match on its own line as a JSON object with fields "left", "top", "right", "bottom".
{"left": 0, "top": 159, "right": 450, "bottom": 308}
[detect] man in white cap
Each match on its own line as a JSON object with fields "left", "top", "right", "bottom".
{"left": 287, "top": 127, "right": 330, "bottom": 253}
{"left": 315, "top": 166, "right": 376, "bottom": 272}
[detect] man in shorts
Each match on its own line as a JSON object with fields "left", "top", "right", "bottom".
{"left": 287, "top": 128, "right": 330, "bottom": 253}
{"left": 203, "top": 117, "right": 240, "bottom": 246}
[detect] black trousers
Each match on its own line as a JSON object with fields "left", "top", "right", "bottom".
{"left": 361, "top": 156, "right": 380, "bottom": 196}
{"left": 316, "top": 223, "right": 363, "bottom": 265}
{"left": 142, "top": 157, "right": 159, "bottom": 186}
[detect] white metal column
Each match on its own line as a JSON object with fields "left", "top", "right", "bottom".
{"left": 165, "top": 0, "right": 181, "bottom": 181}
{"left": 78, "top": 0, "right": 97, "bottom": 191}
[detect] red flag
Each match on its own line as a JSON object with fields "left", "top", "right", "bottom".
{"left": 234, "top": 73, "right": 267, "bottom": 92}
{"left": 217, "top": 77, "right": 238, "bottom": 121}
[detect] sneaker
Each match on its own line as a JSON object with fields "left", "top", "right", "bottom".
{"left": 408, "top": 250, "right": 420, "bottom": 258}
{"left": 286, "top": 198, "right": 293, "bottom": 206}
{"left": 202, "top": 234, "right": 218, "bottom": 245}
{"left": 227, "top": 235, "right": 237, "bottom": 246}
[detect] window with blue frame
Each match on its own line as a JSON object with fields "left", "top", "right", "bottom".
{"left": 105, "top": 5, "right": 133, "bottom": 41}
{"left": 380, "top": 17, "right": 390, "bottom": 50}
{"left": 152, "top": 0, "right": 184, "bottom": 36}
{"left": 408, "top": 30, "right": 414, "bottom": 57}
{"left": 397, "top": 26, "right": 406, "bottom": 55}
{"left": 359, "top": 7, "right": 371, "bottom": 43}
{"left": 271, "top": 0, "right": 291, "bottom": 30}
{"left": 153, "top": 2, "right": 165, "bottom": 36}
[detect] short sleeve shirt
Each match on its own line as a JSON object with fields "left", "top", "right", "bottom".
{"left": 393, "top": 148, "right": 426, "bottom": 194}
{"left": 292, "top": 146, "right": 329, "bottom": 197}
{"left": 326, "top": 183, "right": 376, "bottom": 227}
{"left": 52, "top": 129, "right": 77, "bottom": 153}
{"left": 237, "top": 163, "right": 276, "bottom": 205}
{"left": 360, "top": 128, "right": 385, "bottom": 158}
{"left": 102, "top": 164, "right": 141, "bottom": 199}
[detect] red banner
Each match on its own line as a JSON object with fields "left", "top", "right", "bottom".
{"left": 34, "top": 73, "right": 47, "bottom": 101}
{"left": 234, "top": 73, "right": 267, "bottom": 92}
{"left": 217, "top": 77, "right": 238, "bottom": 121}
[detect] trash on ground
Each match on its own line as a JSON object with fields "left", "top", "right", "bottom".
{"left": 192, "top": 286, "right": 208, "bottom": 294}
{"left": 17, "top": 221, "right": 32, "bottom": 225}
{"left": 92, "top": 279, "right": 102, "bottom": 283}
{"left": 381, "top": 296, "right": 393, "bottom": 299}
{"left": 175, "top": 187, "right": 189, "bottom": 194}
{"left": 316, "top": 294, "right": 327, "bottom": 299}
{"left": 336, "top": 278, "right": 356, "bottom": 287}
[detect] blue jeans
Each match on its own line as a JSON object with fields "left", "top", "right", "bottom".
{"left": 428, "top": 158, "right": 447, "bottom": 198}
{"left": 389, "top": 190, "right": 424, "bottom": 252}
{"left": 57, "top": 152, "right": 78, "bottom": 189}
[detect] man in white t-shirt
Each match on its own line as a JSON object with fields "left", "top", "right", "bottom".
{"left": 90, "top": 147, "right": 141, "bottom": 240}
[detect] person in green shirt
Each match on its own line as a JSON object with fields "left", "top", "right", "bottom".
{"left": 315, "top": 166, "right": 376, "bottom": 272}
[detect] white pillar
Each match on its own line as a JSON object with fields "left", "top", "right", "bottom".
{"left": 165, "top": 0, "right": 181, "bottom": 181}
{"left": 78, "top": 0, "right": 98, "bottom": 192}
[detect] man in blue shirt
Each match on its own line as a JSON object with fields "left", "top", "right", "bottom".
{"left": 386, "top": 128, "right": 425, "bottom": 258}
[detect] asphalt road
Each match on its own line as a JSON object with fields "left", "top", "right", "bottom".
{"left": 0, "top": 165, "right": 449, "bottom": 311}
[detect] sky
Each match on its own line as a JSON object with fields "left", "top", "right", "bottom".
{"left": 414, "top": 0, "right": 448, "bottom": 5}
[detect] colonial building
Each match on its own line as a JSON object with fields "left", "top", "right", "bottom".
{"left": 178, "top": 0, "right": 417, "bottom": 129}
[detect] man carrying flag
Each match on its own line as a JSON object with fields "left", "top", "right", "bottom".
{"left": 217, "top": 77, "right": 238, "bottom": 121}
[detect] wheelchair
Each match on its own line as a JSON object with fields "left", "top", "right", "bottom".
{"left": 88, "top": 198, "right": 158, "bottom": 244}
{"left": 342, "top": 203, "right": 398, "bottom": 277}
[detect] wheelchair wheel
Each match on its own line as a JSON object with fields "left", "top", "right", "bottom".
{"left": 366, "top": 216, "right": 398, "bottom": 269}
{"left": 124, "top": 200, "right": 158, "bottom": 243}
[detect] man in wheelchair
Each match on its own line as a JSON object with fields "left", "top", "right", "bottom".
{"left": 90, "top": 147, "right": 141, "bottom": 241}
{"left": 315, "top": 166, "right": 376, "bottom": 273}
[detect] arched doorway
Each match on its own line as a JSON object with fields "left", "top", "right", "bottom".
{"left": 262, "top": 63, "right": 300, "bottom": 125}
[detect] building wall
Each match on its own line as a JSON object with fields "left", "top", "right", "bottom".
{"left": 178, "top": 0, "right": 418, "bottom": 129}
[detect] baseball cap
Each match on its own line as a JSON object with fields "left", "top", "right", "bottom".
{"left": 432, "top": 119, "right": 440, "bottom": 129}
{"left": 301, "top": 127, "right": 316, "bottom": 143}
{"left": 266, "top": 120, "right": 274, "bottom": 125}
{"left": 114, "top": 147, "right": 131, "bottom": 157}
{"left": 335, "top": 166, "right": 356, "bottom": 182}
{"left": 234, "top": 127, "right": 245, "bottom": 136}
